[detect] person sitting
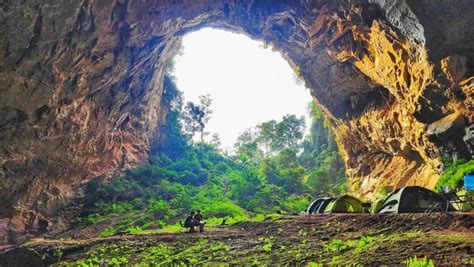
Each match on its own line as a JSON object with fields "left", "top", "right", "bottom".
{"left": 193, "top": 210, "right": 205, "bottom": 233}
{"left": 183, "top": 211, "right": 196, "bottom": 233}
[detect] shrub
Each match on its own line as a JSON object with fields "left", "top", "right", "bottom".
{"left": 435, "top": 160, "right": 474, "bottom": 191}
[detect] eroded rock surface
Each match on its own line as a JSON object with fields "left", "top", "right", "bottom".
{"left": 0, "top": 0, "right": 472, "bottom": 243}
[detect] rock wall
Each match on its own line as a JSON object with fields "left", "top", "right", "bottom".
{"left": 0, "top": 0, "right": 472, "bottom": 243}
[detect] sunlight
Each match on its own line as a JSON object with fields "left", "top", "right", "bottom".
{"left": 173, "top": 28, "right": 312, "bottom": 151}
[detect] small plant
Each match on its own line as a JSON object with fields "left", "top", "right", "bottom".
{"left": 107, "top": 256, "right": 128, "bottom": 266}
{"left": 324, "top": 236, "right": 376, "bottom": 254}
{"left": 76, "top": 257, "right": 100, "bottom": 267}
{"left": 259, "top": 236, "right": 274, "bottom": 252}
{"left": 330, "top": 255, "right": 341, "bottom": 264}
{"left": 324, "top": 239, "right": 348, "bottom": 252}
{"left": 403, "top": 256, "right": 434, "bottom": 267}
{"left": 251, "top": 258, "right": 261, "bottom": 266}
{"left": 99, "top": 226, "right": 116, "bottom": 237}
{"left": 298, "top": 229, "right": 308, "bottom": 237}
{"left": 52, "top": 248, "right": 63, "bottom": 262}
{"left": 125, "top": 226, "right": 143, "bottom": 234}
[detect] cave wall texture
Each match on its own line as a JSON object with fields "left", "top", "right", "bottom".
{"left": 0, "top": 0, "right": 472, "bottom": 243}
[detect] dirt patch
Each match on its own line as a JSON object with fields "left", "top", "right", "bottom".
{"left": 13, "top": 213, "right": 474, "bottom": 265}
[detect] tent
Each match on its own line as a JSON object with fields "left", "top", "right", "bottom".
{"left": 370, "top": 198, "right": 385, "bottom": 214}
{"left": 323, "top": 195, "right": 364, "bottom": 213}
{"left": 377, "top": 186, "right": 453, "bottom": 213}
{"left": 451, "top": 189, "right": 474, "bottom": 212}
{"left": 306, "top": 197, "right": 334, "bottom": 214}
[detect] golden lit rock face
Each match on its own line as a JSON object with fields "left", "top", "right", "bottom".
{"left": 0, "top": 0, "right": 473, "bottom": 242}
{"left": 328, "top": 18, "right": 440, "bottom": 197}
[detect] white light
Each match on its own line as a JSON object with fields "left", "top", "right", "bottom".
{"left": 173, "top": 28, "right": 311, "bottom": 152}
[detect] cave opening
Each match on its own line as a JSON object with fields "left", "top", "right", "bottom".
{"left": 147, "top": 27, "right": 348, "bottom": 219}
{"left": 170, "top": 28, "right": 312, "bottom": 151}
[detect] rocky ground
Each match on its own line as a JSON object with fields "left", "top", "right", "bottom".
{"left": 1, "top": 213, "right": 473, "bottom": 266}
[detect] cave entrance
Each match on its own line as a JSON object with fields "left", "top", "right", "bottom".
{"left": 155, "top": 27, "right": 347, "bottom": 197}
{"left": 170, "top": 28, "right": 312, "bottom": 152}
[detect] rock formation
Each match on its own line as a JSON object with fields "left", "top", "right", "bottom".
{"left": 0, "top": 0, "right": 472, "bottom": 243}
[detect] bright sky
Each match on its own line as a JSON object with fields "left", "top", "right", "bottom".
{"left": 173, "top": 28, "right": 312, "bottom": 151}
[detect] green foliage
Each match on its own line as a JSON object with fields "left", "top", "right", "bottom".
{"left": 182, "top": 94, "right": 213, "bottom": 143}
{"left": 151, "top": 74, "right": 188, "bottom": 160}
{"left": 259, "top": 236, "right": 274, "bottom": 252}
{"left": 436, "top": 159, "right": 474, "bottom": 191}
{"left": 403, "top": 256, "right": 434, "bottom": 267}
{"left": 52, "top": 248, "right": 63, "bottom": 262}
{"left": 324, "top": 236, "right": 376, "bottom": 253}
{"left": 79, "top": 76, "right": 346, "bottom": 236}
{"left": 72, "top": 244, "right": 130, "bottom": 266}
{"left": 259, "top": 148, "right": 306, "bottom": 195}
{"left": 236, "top": 114, "right": 306, "bottom": 158}
{"left": 107, "top": 257, "right": 129, "bottom": 266}
{"left": 99, "top": 226, "right": 116, "bottom": 237}
{"left": 298, "top": 103, "right": 346, "bottom": 194}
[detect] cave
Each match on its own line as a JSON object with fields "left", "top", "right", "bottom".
{"left": 0, "top": 0, "right": 473, "bottom": 244}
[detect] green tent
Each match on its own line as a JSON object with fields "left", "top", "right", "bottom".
{"left": 377, "top": 186, "right": 453, "bottom": 213}
{"left": 371, "top": 198, "right": 385, "bottom": 214}
{"left": 306, "top": 197, "right": 334, "bottom": 214}
{"left": 452, "top": 190, "right": 474, "bottom": 212}
{"left": 323, "top": 195, "right": 364, "bottom": 213}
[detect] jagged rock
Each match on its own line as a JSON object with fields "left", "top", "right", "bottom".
{"left": 463, "top": 125, "right": 474, "bottom": 155}
{"left": 427, "top": 113, "right": 466, "bottom": 141}
{"left": 427, "top": 112, "right": 470, "bottom": 160}
{"left": 0, "top": 0, "right": 472, "bottom": 243}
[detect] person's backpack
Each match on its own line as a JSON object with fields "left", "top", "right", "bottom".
{"left": 183, "top": 216, "right": 193, "bottom": 227}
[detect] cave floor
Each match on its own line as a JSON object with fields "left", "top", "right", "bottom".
{"left": 26, "top": 213, "right": 474, "bottom": 266}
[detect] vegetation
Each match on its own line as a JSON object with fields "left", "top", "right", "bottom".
{"left": 54, "top": 218, "right": 473, "bottom": 266}
{"left": 403, "top": 256, "right": 434, "bottom": 267}
{"left": 79, "top": 72, "right": 346, "bottom": 236}
{"left": 435, "top": 159, "right": 474, "bottom": 191}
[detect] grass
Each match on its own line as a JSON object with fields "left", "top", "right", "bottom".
{"left": 138, "top": 214, "right": 267, "bottom": 235}
{"left": 92, "top": 210, "right": 270, "bottom": 237}
{"left": 403, "top": 256, "right": 434, "bottom": 267}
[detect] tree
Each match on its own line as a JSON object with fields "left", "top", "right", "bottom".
{"left": 274, "top": 114, "right": 306, "bottom": 151}
{"left": 210, "top": 133, "right": 221, "bottom": 148}
{"left": 234, "top": 129, "right": 262, "bottom": 164}
{"left": 182, "top": 94, "right": 213, "bottom": 143}
{"left": 256, "top": 120, "right": 277, "bottom": 155}
{"left": 260, "top": 148, "right": 306, "bottom": 195}
{"left": 254, "top": 115, "right": 305, "bottom": 155}
{"left": 299, "top": 102, "right": 346, "bottom": 194}
{"left": 151, "top": 74, "right": 188, "bottom": 160}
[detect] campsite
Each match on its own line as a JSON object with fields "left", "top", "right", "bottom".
{"left": 2, "top": 182, "right": 473, "bottom": 266}
{"left": 3, "top": 212, "right": 472, "bottom": 266}
{"left": 1, "top": 0, "right": 474, "bottom": 265}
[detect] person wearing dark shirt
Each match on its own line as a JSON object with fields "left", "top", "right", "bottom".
{"left": 183, "top": 211, "right": 196, "bottom": 233}
{"left": 194, "top": 210, "right": 205, "bottom": 233}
